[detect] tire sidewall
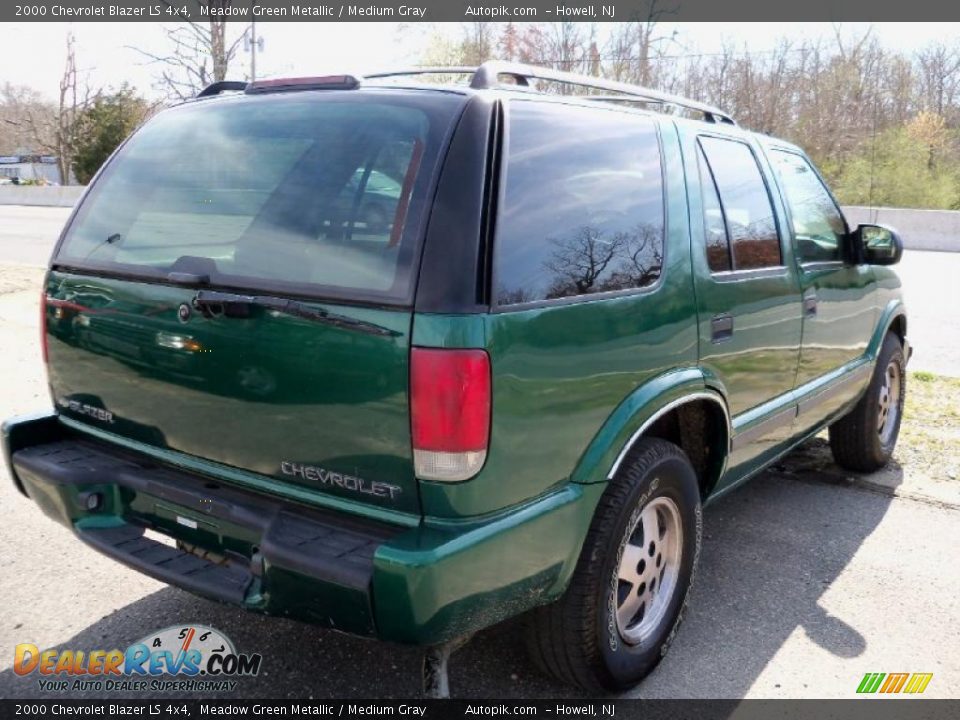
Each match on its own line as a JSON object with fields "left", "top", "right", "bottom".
{"left": 596, "top": 447, "right": 702, "bottom": 689}
{"left": 870, "top": 336, "right": 906, "bottom": 460}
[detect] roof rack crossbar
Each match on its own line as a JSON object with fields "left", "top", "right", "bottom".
{"left": 365, "top": 62, "right": 735, "bottom": 125}
{"left": 197, "top": 80, "right": 248, "bottom": 98}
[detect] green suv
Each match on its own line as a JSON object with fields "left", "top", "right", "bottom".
{"left": 3, "top": 63, "right": 909, "bottom": 692}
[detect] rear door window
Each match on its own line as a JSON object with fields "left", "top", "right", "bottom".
{"left": 493, "top": 101, "right": 665, "bottom": 306}
{"left": 698, "top": 136, "right": 782, "bottom": 270}
{"left": 55, "top": 91, "right": 462, "bottom": 304}
{"left": 697, "top": 144, "right": 732, "bottom": 273}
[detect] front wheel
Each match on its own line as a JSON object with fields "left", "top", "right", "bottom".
{"left": 829, "top": 332, "right": 906, "bottom": 472}
{"left": 525, "top": 438, "right": 701, "bottom": 691}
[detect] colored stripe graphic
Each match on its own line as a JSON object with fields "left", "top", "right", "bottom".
{"left": 857, "top": 673, "right": 885, "bottom": 693}
{"left": 904, "top": 673, "right": 933, "bottom": 694}
{"left": 880, "top": 673, "right": 909, "bottom": 693}
{"left": 857, "top": 672, "right": 933, "bottom": 694}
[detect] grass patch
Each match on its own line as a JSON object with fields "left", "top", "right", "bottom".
{"left": 898, "top": 371, "right": 960, "bottom": 481}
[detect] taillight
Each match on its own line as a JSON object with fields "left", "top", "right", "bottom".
{"left": 40, "top": 292, "right": 49, "bottom": 364}
{"left": 411, "top": 348, "right": 491, "bottom": 482}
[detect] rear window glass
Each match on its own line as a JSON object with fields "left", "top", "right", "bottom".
{"left": 56, "top": 91, "right": 462, "bottom": 303}
{"left": 698, "top": 136, "right": 782, "bottom": 270}
{"left": 493, "top": 101, "right": 665, "bottom": 306}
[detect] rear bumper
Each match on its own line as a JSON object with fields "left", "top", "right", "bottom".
{"left": 3, "top": 413, "right": 601, "bottom": 645}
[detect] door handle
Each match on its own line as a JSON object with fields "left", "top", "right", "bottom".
{"left": 803, "top": 291, "right": 818, "bottom": 317}
{"left": 711, "top": 313, "right": 734, "bottom": 343}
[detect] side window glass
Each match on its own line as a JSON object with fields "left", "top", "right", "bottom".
{"left": 770, "top": 150, "right": 846, "bottom": 263}
{"left": 699, "top": 136, "right": 781, "bottom": 270}
{"left": 697, "top": 144, "right": 732, "bottom": 272}
{"left": 494, "top": 102, "right": 665, "bottom": 305}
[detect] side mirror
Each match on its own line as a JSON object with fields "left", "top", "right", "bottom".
{"left": 853, "top": 224, "right": 903, "bottom": 266}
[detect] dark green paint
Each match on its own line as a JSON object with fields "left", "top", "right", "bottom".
{"left": 795, "top": 264, "right": 876, "bottom": 385}
{"left": 44, "top": 271, "right": 421, "bottom": 515}
{"left": 374, "top": 482, "right": 606, "bottom": 644}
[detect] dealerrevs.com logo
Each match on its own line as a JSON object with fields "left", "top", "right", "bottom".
{"left": 14, "top": 625, "right": 262, "bottom": 693}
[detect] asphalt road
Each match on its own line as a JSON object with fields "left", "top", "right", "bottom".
{"left": 0, "top": 206, "right": 959, "bottom": 699}
{"left": 0, "top": 205, "right": 72, "bottom": 268}
{"left": 1, "top": 205, "right": 957, "bottom": 376}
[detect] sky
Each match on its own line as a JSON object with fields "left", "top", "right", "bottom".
{"left": 3, "top": 21, "right": 960, "bottom": 102}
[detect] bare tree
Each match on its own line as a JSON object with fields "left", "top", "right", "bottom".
{"left": 544, "top": 226, "right": 626, "bottom": 298}
{"left": 498, "top": 22, "right": 521, "bottom": 62}
{"left": 409, "top": 22, "right": 960, "bottom": 205}
{"left": 604, "top": 0, "right": 677, "bottom": 85}
{"left": 18, "top": 34, "right": 99, "bottom": 183}
{"left": 916, "top": 43, "right": 960, "bottom": 121}
{"left": 133, "top": 1, "right": 245, "bottom": 100}
{"left": 460, "top": 22, "right": 497, "bottom": 65}
{"left": 0, "top": 83, "right": 55, "bottom": 155}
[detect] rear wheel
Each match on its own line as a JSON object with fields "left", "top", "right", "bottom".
{"left": 525, "top": 438, "right": 701, "bottom": 691}
{"left": 829, "top": 332, "right": 906, "bottom": 472}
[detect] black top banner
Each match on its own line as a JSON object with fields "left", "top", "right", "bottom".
{"left": 0, "top": 701, "right": 958, "bottom": 720}
{"left": 5, "top": 0, "right": 960, "bottom": 22}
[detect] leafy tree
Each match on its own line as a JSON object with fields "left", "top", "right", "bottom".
{"left": 825, "top": 113, "right": 960, "bottom": 209}
{"left": 72, "top": 85, "right": 150, "bottom": 185}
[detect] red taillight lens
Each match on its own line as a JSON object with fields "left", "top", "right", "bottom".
{"left": 40, "top": 292, "right": 49, "bottom": 364}
{"left": 411, "top": 348, "right": 490, "bottom": 481}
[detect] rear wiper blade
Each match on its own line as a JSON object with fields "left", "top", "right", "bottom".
{"left": 81, "top": 232, "right": 124, "bottom": 261}
{"left": 191, "top": 290, "right": 399, "bottom": 337}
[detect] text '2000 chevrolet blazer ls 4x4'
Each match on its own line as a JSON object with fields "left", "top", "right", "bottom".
{"left": 3, "top": 63, "right": 910, "bottom": 693}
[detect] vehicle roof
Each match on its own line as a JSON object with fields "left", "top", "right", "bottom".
{"left": 184, "top": 75, "right": 802, "bottom": 154}
{"left": 191, "top": 61, "right": 736, "bottom": 125}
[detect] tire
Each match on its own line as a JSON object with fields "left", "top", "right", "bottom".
{"left": 525, "top": 438, "right": 702, "bottom": 692}
{"left": 829, "top": 332, "right": 906, "bottom": 472}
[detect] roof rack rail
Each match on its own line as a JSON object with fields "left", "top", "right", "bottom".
{"left": 364, "top": 67, "right": 479, "bottom": 83}
{"left": 365, "top": 61, "right": 735, "bottom": 125}
{"left": 196, "top": 80, "right": 248, "bottom": 98}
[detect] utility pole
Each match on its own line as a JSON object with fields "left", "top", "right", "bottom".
{"left": 245, "top": 21, "right": 264, "bottom": 82}
{"left": 250, "top": 21, "right": 257, "bottom": 82}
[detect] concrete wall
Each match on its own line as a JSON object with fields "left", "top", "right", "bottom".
{"left": 0, "top": 186, "right": 85, "bottom": 208}
{"left": 842, "top": 206, "right": 960, "bottom": 252}
{"left": 0, "top": 189, "right": 955, "bottom": 252}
